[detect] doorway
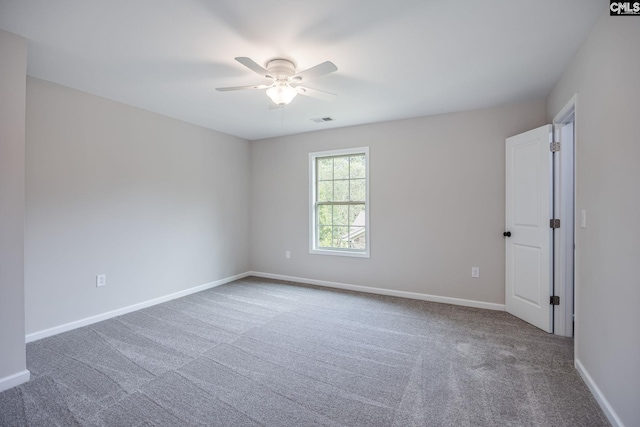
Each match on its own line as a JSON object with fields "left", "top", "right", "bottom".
{"left": 553, "top": 96, "right": 576, "bottom": 337}
{"left": 505, "top": 95, "right": 577, "bottom": 336}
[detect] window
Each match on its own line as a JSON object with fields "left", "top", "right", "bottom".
{"left": 309, "top": 147, "right": 369, "bottom": 257}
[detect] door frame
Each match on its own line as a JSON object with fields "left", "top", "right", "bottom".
{"left": 552, "top": 94, "right": 577, "bottom": 337}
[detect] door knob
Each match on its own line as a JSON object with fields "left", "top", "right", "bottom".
{"left": 503, "top": 231, "right": 511, "bottom": 237}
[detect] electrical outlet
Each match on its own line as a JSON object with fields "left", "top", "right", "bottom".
{"left": 580, "top": 210, "right": 587, "bottom": 228}
{"left": 471, "top": 267, "right": 480, "bottom": 278}
{"left": 96, "top": 274, "right": 106, "bottom": 287}
{"left": 285, "top": 251, "right": 291, "bottom": 259}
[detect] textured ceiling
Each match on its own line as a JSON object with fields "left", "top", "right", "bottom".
{"left": 0, "top": 0, "right": 603, "bottom": 140}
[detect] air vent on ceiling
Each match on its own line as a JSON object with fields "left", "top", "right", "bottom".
{"left": 311, "top": 117, "right": 334, "bottom": 123}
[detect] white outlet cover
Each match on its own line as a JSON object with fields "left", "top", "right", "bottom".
{"left": 471, "top": 267, "right": 480, "bottom": 278}
{"left": 96, "top": 274, "right": 106, "bottom": 287}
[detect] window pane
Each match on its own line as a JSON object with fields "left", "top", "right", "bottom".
{"left": 334, "top": 180, "right": 349, "bottom": 202}
{"left": 349, "top": 204, "right": 365, "bottom": 226}
{"left": 318, "top": 181, "right": 333, "bottom": 202}
{"left": 350, "top": 155, "right": 366, "bottom": 179}
{"left": 349, "top": 229, "right": 366, "bottom": 250}
{"left": 333, "top": 205, "right": 348, "bottom": 226}
{"left": 334, "top": 156, "right": 349, "bottom": 180}
{"left": 350, "top": 179, "right": 365, "bottom": 202}
{"left": 333, "top": 226, "right": 349, "bottom": 248}
{"left": 318, "top": 205, "right": 332, "bottom": 226}
{"left": 317, "top": 158, "right": 333, "bottom": 181}
{"left": 348, "top": 205, "right": 366, "bottom": 250}
{"left": 318, "top": 226, "right": 333, "bottom": 247}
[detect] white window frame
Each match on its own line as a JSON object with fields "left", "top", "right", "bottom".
{"left": 309, "top": 147, "right": 370, "bottom": 258}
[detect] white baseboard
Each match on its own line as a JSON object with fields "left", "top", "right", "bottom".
{"left": 0, "top": 370, "right": 30, "bottom": 393}
{"left": 575, "top": 358, "right": 625, "bottom": 427}
{"left": 25, "top": 272, "right": 251, "bottom": 343}
{"left": 248, "top": 271, "right": 505, "bottom": 311}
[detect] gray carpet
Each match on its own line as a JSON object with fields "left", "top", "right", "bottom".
{"left": 0, "top": 277, "right": 609, "bottom": 426}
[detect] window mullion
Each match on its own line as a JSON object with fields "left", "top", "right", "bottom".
{"left": 316, "top": 201, "right": 364, "bottom": 206}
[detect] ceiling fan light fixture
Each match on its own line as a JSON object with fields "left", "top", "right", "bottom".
{"left": 266, "top": 84, "right": 298, "bottom": 106}
{"left": 217, "top": 57, "right": 338, "bottom": 106}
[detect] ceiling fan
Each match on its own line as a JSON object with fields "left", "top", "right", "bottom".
{"left": 216, "top": 57, "right": 338, "bottom": 107}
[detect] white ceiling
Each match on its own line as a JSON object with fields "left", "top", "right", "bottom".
{"left": 0, "top": 0, "right": 603, "bottom": 140}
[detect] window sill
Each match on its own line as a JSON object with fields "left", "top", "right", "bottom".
{"left": 310, "top": 248, "right": 370, "bottom": 258}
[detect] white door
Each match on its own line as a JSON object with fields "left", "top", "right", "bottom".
{"left": 505, "top": 125, "right": 553, "bottom": 332}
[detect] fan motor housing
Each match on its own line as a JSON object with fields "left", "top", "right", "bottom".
{"left": 266, "top": 59, "right": 296, "bottom": 79}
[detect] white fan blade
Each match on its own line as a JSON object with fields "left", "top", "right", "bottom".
{"left": 216, "top": 84, "right": 271, "bottom": 92}
{"left": 235, "top": 57, "right": 272, "bottom": 78}
{"left": 295, "top": 86, "right": 337, "bottom": 102}
{"left": 292, "top": 61, "right": 337, "bottom": 82}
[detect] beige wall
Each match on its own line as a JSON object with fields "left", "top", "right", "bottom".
{"left": 547, "top": 13, "right": 640, "bottom": 427}
{"left": 250, "top": 101, "right": 545, "bottom": 305}
{"left": 0, "top": 30, "right": 29, "bottom": 390}
{"left": 25, "top": 78, "right": 251, "bottom": 335}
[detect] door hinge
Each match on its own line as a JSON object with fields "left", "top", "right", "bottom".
{"left": 550, "top": 142, "right": 561, "bottom": 152}
{"left": 550, "top": 296, "right": 560, "bottom": 305}
{"left": 550, "top": 219, "right": 561, "bottom": 229}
